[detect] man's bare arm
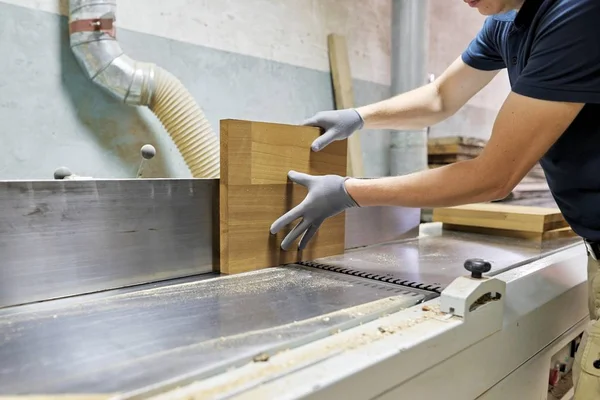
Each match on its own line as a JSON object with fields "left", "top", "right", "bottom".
{"left": 303, "top": 57, "right": 500, "bottom": 152}
{"left": 346, "top": 91, "right": 584, "bottom": 208}
{"left": 357, "top": 57, "right": 501, "bottom": 130}
{"left": 271, "top": 91, "right": 583, "bottom": 250}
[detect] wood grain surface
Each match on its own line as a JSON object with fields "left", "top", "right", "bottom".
{"left": 327, "top": 33, "right": 364, "bottom": 177}
{"left": 441, "top": 223, "right": 576, "bottom": 242}
{"left": 427, "top": 143, "right": 483, "bottom": 156}
{"left": 428, "top": 136, "right": 486, "bottom": 147}
{"left": 219, "top": 119, "right": 347, "bottom": 274}
{"left": 432, "top": 203, "right": 568, "bottom": 233}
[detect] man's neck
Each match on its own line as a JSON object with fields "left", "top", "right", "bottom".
{"left": 513, "top": 0, "right": 527, "bottom": 11}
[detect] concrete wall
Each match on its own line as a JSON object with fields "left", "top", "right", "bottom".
{"left": 0, "top": 0, "right": 392, "bottom": 179}
{"left": 426, "top": 0, "right": 511, "bottom": 140}
{"left": 0, "top": 0, "right": 511, "bottom": 180}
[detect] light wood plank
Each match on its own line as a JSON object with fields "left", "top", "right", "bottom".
{"left": 219, "top": 119, "right": 347, "bottom": 275}
{"left": 428, "top": 136, "right": 487, "bottom": 147}
{"left": 432, "top": 203, "right": 568, "bottom": 233}
{"left": 428, "top": 154, "right": 476, "bottom": 163}
{"left": 327, "top": 33, "right": 364, "bottom": 177}
{"left": 442, "top": 223, "right": 576, "bottom": 242}
{"left": 249, "top": 121, "right": 345, "bottom": 184}
{"left": 220, "top": 119, "right": 252, "bottom": 186}
{"left": 224, "top": 185, "right": 345, "bottom": 274}
{"left": 427, "top": 143, "right": 483, "bottom": 156}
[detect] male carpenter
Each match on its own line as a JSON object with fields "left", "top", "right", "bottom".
{"left": 271, "top": 1, "right": 600, "bottom": 397}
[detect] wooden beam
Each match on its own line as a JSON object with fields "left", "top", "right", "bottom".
{"left": 441, "top": 224, "right": 576, "bottom": 242}
{"left": 432, "top": 203, "right": 568, "bottom": 233}
{"left": 327, "top": 33, "right": 365, "bottom": 177}
{"left": 219, "top": 119, "right": 347, "bottom": 275}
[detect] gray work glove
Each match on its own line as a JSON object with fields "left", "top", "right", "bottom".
{"left": 270, "top": 171, "right": 359, "bottom": 250}
{"left": 303, "top": 108, "right": 364, "bottom": 152}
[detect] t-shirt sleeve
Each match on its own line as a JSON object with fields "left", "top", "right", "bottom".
{"left": 461, "top": 17, "right": 506, "bottom": 71}
{"left": 512, "top": 0, "right": 600, "bottom": 104}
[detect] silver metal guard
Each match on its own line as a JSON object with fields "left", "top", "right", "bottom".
{"left": 345, "top": 206, "right": 420, "bottom": 249}
{"left": 0, "top": 179, "right": 218, "bottom": 308}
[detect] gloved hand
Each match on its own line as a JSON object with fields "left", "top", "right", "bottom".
{"left": 270, "top": 171, "right": 359, "bottom": 250}
{"left": 303, "top": 108, "right": 364, "bottom": 152}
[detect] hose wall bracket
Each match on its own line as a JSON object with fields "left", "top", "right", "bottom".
{"left": 68, "top": 0, "right": 220, "bottom": 178}
{"left": 69, "top": 18, "right": 116, "bottom": 37}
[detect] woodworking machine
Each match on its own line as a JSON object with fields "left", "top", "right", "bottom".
{"left": 0, "top": 178, "right": 588, "bottom": 400}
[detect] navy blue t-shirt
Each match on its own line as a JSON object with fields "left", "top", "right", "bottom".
{"left": 462, "top": 0, "right": 600, "bottom": 241}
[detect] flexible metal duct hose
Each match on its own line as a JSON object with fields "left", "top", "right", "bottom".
{"left": 68, "top": 0, "right": 220, "bottom": 178}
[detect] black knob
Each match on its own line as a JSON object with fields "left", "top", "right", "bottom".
{"left": 594, "top": 359, "right": 600, "bottom": 369}
{"left": 464, "top": 258, "right": 492, "bottom": 279}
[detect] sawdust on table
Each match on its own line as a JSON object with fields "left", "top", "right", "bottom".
{"left": 150, "top": 304, "right": 450, "bottom": 400}
{"left": 0, "top": 267, "right": 353, "bottom": 326}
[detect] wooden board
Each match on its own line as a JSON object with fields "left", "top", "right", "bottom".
{"left": 328, "top": 33, "right": 364, "bottom": 177}
{"left": 432, "top": 203, "right": 568, "bottom": 233}
{"left": 441, "top": 223, "right": 576, "bottom": 242}
{"left": 427, "top": 143, "right": 483, "bottom": 156}
{"left": 428, "top": 136, "right": 487, "bottom": 147}
{"left": 219, "top": 119, "right": 347, "bottom": 275}
{"left": 428, "top": 154, "right": 476, "bottom": 164}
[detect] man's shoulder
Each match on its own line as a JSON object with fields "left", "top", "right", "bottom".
{"left": 490, "top": 10, "right": 517, "bottom": 24}
{"left": 475, "top": 15, "right": 512, "bottom": 44}
{"left": 549, "top": 0, "right": 599, "bottom": 13}
{"left": 529, "top": 0, "right": 600, "bottom": 54}
{"left": 512, "top": 0, "right": 600, "bottom": 105}
{"left": 477, "top": 12, "right": 514, "bottom": 44}
{"left": 489, "top": 0, "right": 600, "bottom": 31}
{"left": 538, "top": 0, "right": 600, "bottom": 26}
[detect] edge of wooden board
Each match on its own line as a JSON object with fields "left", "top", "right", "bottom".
{"left": 432, "top": 204, "right": 568, "bottom": 233}
{"left": 442, "top": 223, "right": 577, "bottom": 242}
{"left": 428, "top": 136, "right": 487, "bottom": 147}
{"left": 218, "top": 119, "right": 347, "bottom": 275}
{"left": 327, "top": 33, "right": 364, "bottom": 177}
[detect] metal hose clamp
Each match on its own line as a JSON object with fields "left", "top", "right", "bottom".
{"left": 69, "top": 17, "right": 115, "bottom": 37}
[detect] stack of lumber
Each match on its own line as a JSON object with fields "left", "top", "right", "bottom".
{"left": 422, "top": 136, "right": 486, "bottom": 222}
{"left": 500, "top": 163, "right": 555, "bottom": 207}
{"left": 427, "top": 136, "right": 486, "bottom": 168}
{"left": 426, "top": 135, "right": 556, "bottom": 208}
{"left": 432, "top": 203, "right": 576, "bottom": 242}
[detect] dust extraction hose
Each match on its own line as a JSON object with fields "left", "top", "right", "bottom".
{"left": 68, "top": 0, "right": 220, "bottom": 179}
{"left": 149, "top": 67, "right": 220, "bottom": 179}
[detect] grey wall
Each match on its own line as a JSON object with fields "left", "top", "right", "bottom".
{"left": 0, "top": 3, "right": 392, "bottom": 180}
{"left": 427, "top": 0, "right": 510, "bottom": 140}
